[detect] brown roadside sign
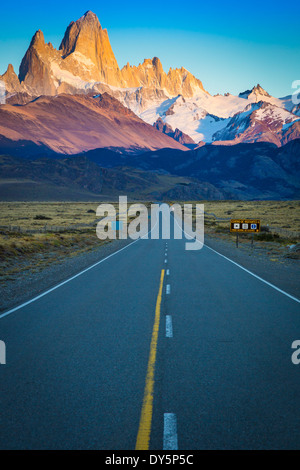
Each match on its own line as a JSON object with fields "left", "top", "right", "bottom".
{"left": 230, "top": 219, "right": 261, "bottom": 233}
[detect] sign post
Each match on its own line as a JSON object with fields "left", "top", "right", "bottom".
{"left": 230, "top": 219, "right": 260, "bottom": 248}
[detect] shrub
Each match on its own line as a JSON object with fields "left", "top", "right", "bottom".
{"left": 34, "top": 215, "right": 52, "bottom": 220}
{"left": 254, "top": 232, "right": 280, "bottom": 242}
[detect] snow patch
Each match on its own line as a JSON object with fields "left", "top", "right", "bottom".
{"left": 50, "top": 62, "right": 96, "bottom": 90}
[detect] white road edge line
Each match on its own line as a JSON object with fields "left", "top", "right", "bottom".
{"left": 0, "top": 239, "right": 140, "bottom": 320}
{"left": 205, "top": 244, "right": 300, "bottom": 304}
{"left": 165, "top": 315, "right": 173, "bottom": 338}
{"left": 172, "top": 213, "right": 300, "bottom": 304}
{"left": 163, "top": 413, "right": 178, "bottom": 450}
{"left": 0, "top": 218, "right": 160, "bottom": 321}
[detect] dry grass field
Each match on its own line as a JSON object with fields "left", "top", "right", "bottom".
{"left": 0, "top": 200, "right": 299, "bottom": 273}
{"left": 170, "top": 200, "right": 300, "bottom": 240}
{"left": 0, "top": 202, "right": 109, "bottom": 279}
{"left": 0, "top": 201, "right": 102, "bottom": 230}
{"left": 0, "top": 202, "right": 150, "bottom": 273}
{"left": 1, "top": 200, "right": 299, "bottom": 233}
{"left": 200, "top": 200, "right": 300, "bottom": 235}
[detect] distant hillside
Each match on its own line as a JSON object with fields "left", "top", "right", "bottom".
{"left": 0, "top": 155, "right": 227, "bottom": 201}
{"left": 1, "top": 139, "right": 299, "bottom": 201}
{"left": 0, "top": 93, "right": 187, "bottom": 156}
{"left": 78, "top": 140, "right": 300, "bottom": 200}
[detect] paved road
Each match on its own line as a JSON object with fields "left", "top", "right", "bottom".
{"left": 0, "top": 212, "right": 299, "bottom": 449}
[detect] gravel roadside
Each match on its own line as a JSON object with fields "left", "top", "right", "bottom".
{"left": 0, "top": 237, "right": 134, "bottom": 313}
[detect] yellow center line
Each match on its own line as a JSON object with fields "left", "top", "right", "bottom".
{"left": 135, "top": 268, "right": 165, "bottom": 450}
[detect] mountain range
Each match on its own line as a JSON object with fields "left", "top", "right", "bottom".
{"left": 1, "top": 10, "right": 299, "bottom": 151}
{"left": 0, "top": 10, "right": 299, "bottom": 201}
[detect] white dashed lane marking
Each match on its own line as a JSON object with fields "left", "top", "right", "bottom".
{"left": 165, "top": 315, "right": 173, "bottom": 338}
{"left": 163, "top": 413, "right": 178, "bottom": 450}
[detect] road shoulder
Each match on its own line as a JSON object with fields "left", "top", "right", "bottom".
{"left": 205, "top": 233, "right": 300, "bottom": 300}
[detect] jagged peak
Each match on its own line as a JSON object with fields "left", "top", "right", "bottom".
{"left": 140, "top": 57, "right": 162, "bottom": 66}
{"left": 6, "top": 63, "right": 15, "bottom": 74}
{"left": 152, "top": 56, "right": 162, "bottom": 66}
{"left": 239, "top": 84, "right": 271, "bottom": 100}
{"left": 0, "top": 62, "right": 21, "bottom": 92}
{"left": 142, "top": 58, "right": 153, "bottom": 65}
{"left": 30, "top": 29, "right": 45, "bottom": 48}
{"left": 83, "top": 10, "right": 98, "bottom": 18}
{"left": 0, "top": 63, "right": 19, "bottom": 81}
{"left": 79, "top": 10, "right": 102, "bottom": 27}
{"left": 251, "top": 83, "right": 270, "bottom": 97}
{"left": 8, "top": 11, "right": 208, "bottom": 98}
{"left": 59, "top": 11, "right": 102, "bottom": 55}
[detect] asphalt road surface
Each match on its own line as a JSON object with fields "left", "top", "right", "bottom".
{"left": 0, "top": 210, "right": 299, "bottom": 449}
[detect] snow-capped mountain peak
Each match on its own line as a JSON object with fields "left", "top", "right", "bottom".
{"left": 0, "top": 11, "right": 299, "bottom": 148}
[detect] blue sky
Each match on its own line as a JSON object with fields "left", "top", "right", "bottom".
{"left": 0, "top": 0, "right": 299, "bottom": 97}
